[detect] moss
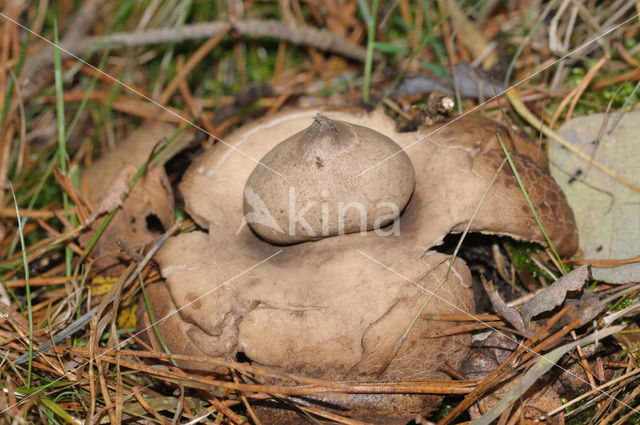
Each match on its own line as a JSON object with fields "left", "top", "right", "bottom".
{"left": 504, "top": 240, "right": 553, "bottom": 281}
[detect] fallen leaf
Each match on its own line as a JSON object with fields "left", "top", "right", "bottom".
{"left": 78, "top": 121, "right": 181, "bottom": 275}
{"left": 481, "top": 276, "right": 527, "bottom": 335}
{"left": 471, "top": 377, "right": 565, "bottom": 425}
{"left": 559, "top": 283, "right": 638, "bottom": 331}
{"left": 82, "top": 121, "right": 186, "bottom": 206}
{"left": 549, "top": 112, "right": 640, "bottom": 283}
{"left": 79, "top": 166, "right": 174, "bottom": 275}
{"left": 557, "top": 290, "right": 600, "bottom": 329}
{"left": 520, "top": 264, "right": 590, "bottom": 331}
{"left": 614, "top": 321, "right": 640, "bottom": 355}
{"left": 87, "top": 164, "right": 135, "bottom": 223}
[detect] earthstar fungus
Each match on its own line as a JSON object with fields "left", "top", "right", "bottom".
{"left": 140, "top": 107, "right": 578, "bottom": 423}
{"left": 244, "top": 115, "right": 415, "bottom": 243}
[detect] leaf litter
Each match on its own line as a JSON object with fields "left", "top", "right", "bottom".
{"left": 0, "top": 1, "right": 639, "bottom": 424}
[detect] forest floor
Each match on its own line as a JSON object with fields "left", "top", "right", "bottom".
{"left": 1, "top": 1, "right": 639, "bottom": 424}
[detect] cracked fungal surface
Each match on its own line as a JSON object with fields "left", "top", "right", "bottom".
{"left": 140, "top": 107, "right": 578, "bottom": 422}
{"left": 154, "top": 230, "right": 473, "bottom": 381}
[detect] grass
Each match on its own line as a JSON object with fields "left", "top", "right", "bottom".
{"left": 360, "top": 0, "right": 380, "bottom": 103}
{"left": 497, "top": 133, "right": 567, "bottom": 273}
{"left": 53, "top": 20, "right": 76, "bottom": 281}
{"left": 0, "top": 1, "right": 639, "bottom": 424}
{"left": 138, "top": 273, "right": 177, "bottom": 367}
{"left": 10, "top": 183, "right": 33, "bottom": 388}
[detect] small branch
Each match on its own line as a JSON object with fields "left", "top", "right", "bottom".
{"left": 20, "top": 19, "right": 376, "bottom": 97}
{"left": 19, "top": 0, "right": 108, "bottom": 97}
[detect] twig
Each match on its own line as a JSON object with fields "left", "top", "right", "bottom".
{"left": 19, "top": 0, "right": 108, "bottom": 97}
{"left": 41, "top": 91, "right": 186, "bottom": 122}
{"left": 19, "top": 19, "right": 376, "bottom": 98}
{"left": 565, "top": 53, "right": 609, "bottom": 122}
{"left": 613, "top": 41, "right": 640, "bottom": 67}
{"left": 158, "top": 24, "right": 232, "bottom": 105}
{"left": 0, "top": 206, "right": 62, "bottom": 219}
{"left": 132, "top": 386, "right": 171, "bottom": 425}
{"left": 564, "top": 255, "right": 640, "bottom": 267}
{"left": 206, "top": 395, "right": 244, "bottom": 425}
{"left": 231, "top": 369, "right": 262, "bottom": 425}
{"left": 438, "top": 306, "right": 578, "bottom": 425}
{"left": 294, "top": 403, "right": 370, "bottom": 425}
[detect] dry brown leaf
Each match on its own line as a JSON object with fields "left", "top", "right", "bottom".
{"left": 82, "top": 121, "right": 186, "bottom": 206}
{"left": 481, "top": 276, "right": 527, "bottom": 335}
{"left": 79, "top": 166, "right": 174, "bottom": 275}
{"left": 520, "top": 264, "right": 591, "bottom": 332}
{"left": 78, "top": 121, "right": 181, "bottom": 275}
{"left": 87, "top": 164, "right": 136, "bottom": 223}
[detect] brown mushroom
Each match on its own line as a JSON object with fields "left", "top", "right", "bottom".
{"left": 139, "top": 107, "right": 578, "bottom": 423}
{"left": 244, "top": 114, "right": 415, "bottom": 243}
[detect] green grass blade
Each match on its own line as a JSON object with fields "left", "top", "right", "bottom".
{"left": 10, "top": 182, "right": 33, "bottom": 388}
{"left": 53, "top": 21, "right": 67, "bottom": 176}
{"left": 53, "top": 20, "right": 76, "bottom": 278}
{"left": 380, "top": 3, "right": 456, "bottom": 101}
{"left": 362, "top": 0, "right": 380, "bottom": 103}
{"left": 10, "top": 385, "right": 79, "bottom": 425}
{"left": 66, "top": 48, "right": 111, "bottom": 137}
{"left": 357, "top": 0, "right": 372, "bottom": 25}
{"left": 139, "top": 273, "right": 178, "bottom": 366}
{"left": 497, "top": 133, "right": 567, "bottom": 273}
{"left": 420, "top": 0, "right": 446, "bottom": 64}
{"left": 373, "top": 41, "right": 409, "bottom": 55}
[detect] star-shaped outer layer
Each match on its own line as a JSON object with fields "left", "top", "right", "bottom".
{"left": 141, "top": 107, "right": 578, "bottom": 423}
